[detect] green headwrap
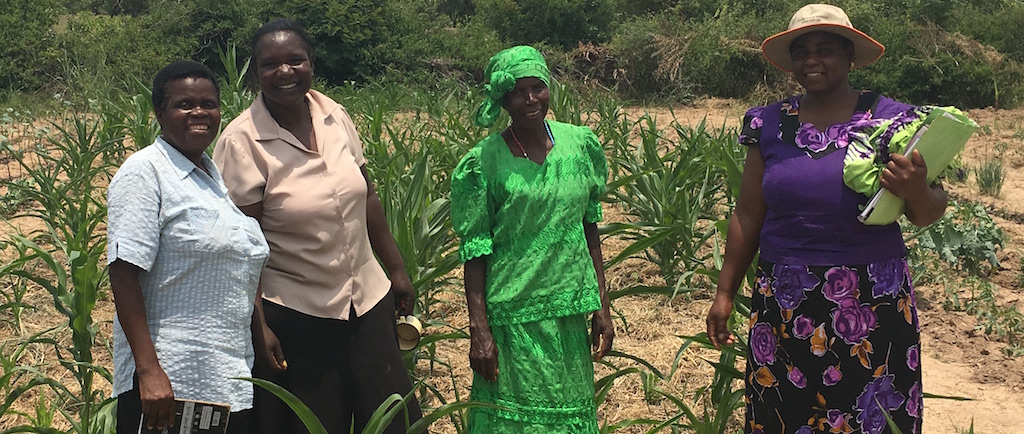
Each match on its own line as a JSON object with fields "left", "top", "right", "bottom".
{"left": 473, "top": 46, "right": 551, "bottom": 128}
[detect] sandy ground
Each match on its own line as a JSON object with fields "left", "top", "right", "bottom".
{"left": 3, "top": 100, "right": 1024, "bottom": 433}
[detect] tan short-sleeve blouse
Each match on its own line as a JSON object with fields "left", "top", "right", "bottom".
{"left": 213, "top": 90, "right": 390, "bottom": 320}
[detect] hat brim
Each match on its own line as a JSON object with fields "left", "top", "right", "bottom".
{"left": 761, "top": 24, "right": 885, "bottom": 72}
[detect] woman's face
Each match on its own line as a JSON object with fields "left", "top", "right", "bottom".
{"left": 502, "top": 77, "right": 550, "bottom": 125}
{"left": 789, "top": 31, "right": 854, "bottom": 94}
{"left": 255, "top": 31, "right": 314, "bottom": 107}
{"left": 155, "top": 77, "right": 221, "bottom": 160}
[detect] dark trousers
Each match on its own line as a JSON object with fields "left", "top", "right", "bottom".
{"left": 116, "top": 374, "right": 253, "bottom": 434}
{"left": 255, "top": 293, "right": 423, "bottom": 434}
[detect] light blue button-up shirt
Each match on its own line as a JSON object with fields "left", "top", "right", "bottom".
{"left": 107, "top": 137, "right": 269, "bottom": 410}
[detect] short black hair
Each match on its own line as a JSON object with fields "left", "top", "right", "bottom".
{"left": 152, "top": 60, "right": 220, "bottom": 113}
{"left": 251, "top": 18, "right": 316, "bottom": 64}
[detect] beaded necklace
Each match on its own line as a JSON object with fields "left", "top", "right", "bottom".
{"left": 509, "top": 120, "right": 555, "bottom": 160}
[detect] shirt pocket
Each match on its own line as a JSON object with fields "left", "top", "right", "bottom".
{"left": 186, "top": 209, "right": 237, "bottom": 253}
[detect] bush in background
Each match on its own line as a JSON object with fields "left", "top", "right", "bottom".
{"left": 54, "top": 11, "right": 192, "bottom": 101}
{"left": 0, "top": 0, "right": 62, "bottom": 92}
{"left": 475, "top": 0, "right": 617, "bottom": 49}
{"left": 3, "top": 0, "right": 1024, "bottom": 108}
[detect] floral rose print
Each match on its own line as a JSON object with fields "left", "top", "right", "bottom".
{"left": 772, "top": 263, "right": 819, "bottom": 311}
{"left": 868, "top": 258, "right": 906, "bottom": 299}
{"left": 742, "top": 99, "right": 923, "bottom": 434}
{"left": 810, "top": 324, "right": 829, "bottom": 357}
{"left": 907, "top": 345, "right": 919, "bottom": 371}
{"left": 750, "top": 323, "right": 777, "bottom": 366}
{"left": 822, "top": 266, "right": 859, "bottom": 303}
{"left": 823, "top": 365, "right": 842, "bottom": 386}
{"left": 795, "top": 111, "right": 878, "bottom": 154}
{"left": 754, "top": 366, "right": 778, "bottom": 388}
{"left": 750, "top": 115, "right": 763, "bottom": 130}
{"left": 831, "top": 298, "right": 879, "bottom": 345}
{"left": 756, "top": 273, "right": 771, "bottom": 297}
{"left": 855, "top": 375, "right": 906, "bottom": 434}
{"left": 907, "top": 381, "right": 922, "bottom": 418}
{"left": 792, "top": 315, "right": 815, "bottom": 339}
{"left": 787, "top": 365, "right": 807, "bottom": 389}
{"left": 827, "top": 409, "right": 854, "bottom": 434}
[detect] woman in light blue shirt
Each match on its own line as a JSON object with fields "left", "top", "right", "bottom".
{"left": 107, "top": 60, "right": 269, "bottom": 434}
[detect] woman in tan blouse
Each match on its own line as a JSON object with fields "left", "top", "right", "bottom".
{"left": 213, "top": 19, "right": 422, "bottom": 434}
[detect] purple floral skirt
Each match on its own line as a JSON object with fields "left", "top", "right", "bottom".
{"left": 745, "top": 257, "right": 922, "bottom": 434}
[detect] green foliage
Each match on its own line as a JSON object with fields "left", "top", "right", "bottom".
{"left": 475, "top": 0, "right": 617, "bottom": 49}
{"left": 850, "top": 5, "right": 1024, "bottom": 108}
{"left": 180, "top": 0, "right": 270, "bottom": 73}
{"left": 907, "top": 200, "right": 1004, "bottom": 276}
{"left": 975, "top": 158, "right": 1005, "bottom": 197}
{"left": 608, "top": 8, "right": 787, "bottom": 100}
{"left": 266, "top": 0, "right": 384, "bottom": 83}
{"left": 372, "top": 0, "right": 504, "bottom": 85}
{"left": 604, "top": 115, "right": 728, "bottom": 291}
{"left": 54, "top": 11, "right": 192, "bottom": 101}
{"left": 0, "top": 0, "right": 62, "bottom": 92}
{"left": 0, "top": 111, "right": 122, "bottom": 432}
{"left": 948, "top": 277, "right": 1024, "bottom": 357}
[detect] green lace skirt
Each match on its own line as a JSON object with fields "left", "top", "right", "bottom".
{"left": 467, "top": 314, "right": 599, "bottom": 434}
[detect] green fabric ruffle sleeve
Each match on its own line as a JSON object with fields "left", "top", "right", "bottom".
{"left": 583, "top": 128, "right": 607, "bottom": 224}
{"left": 451, "top": 148, "right": 494, "bottom": 263}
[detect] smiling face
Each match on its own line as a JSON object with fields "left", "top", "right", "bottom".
{"left": 502, "top": 77, "right": 550, "bottom": 126}
{"left": 155, "top": 77, "right": 221, "bottom": 162}
{"left": 789, "top": 31, "right": 855, "bottom": 94}
{"left": 254, "top": 30, "right": 314, "bottom": 108}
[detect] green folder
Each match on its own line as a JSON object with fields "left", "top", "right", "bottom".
{"left": 858, "top": 108, "right": 978, "bottom": 225}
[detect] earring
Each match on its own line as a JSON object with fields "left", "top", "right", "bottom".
{"left": 850, "top": 61, "right": 855, "bottom": 70}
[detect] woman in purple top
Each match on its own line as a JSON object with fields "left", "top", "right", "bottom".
{"left": 705, "top": 5, "right": 947, "bottom": 434}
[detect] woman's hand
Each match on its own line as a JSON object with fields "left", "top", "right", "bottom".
{"left": 880, "top": 150, "right": 929, "bottom": 199}
{"left": 883, "top": 150, "right": 949, "bottom": 226}
{"left": 255, "top": 323, "right": 287, "bottom": 372}
{"left": 137, "top": 366, "right": 176, "bottom": 431}
{"left": 469, "top": 328, "right": 499, "bottom": 382}
{"left": 390, "top": 274, "right": 416, "bottom": 317}
{"left": 591, "top": 308, "right": 615, "bottom": 361}
{"left": 706, "top": 293, "right": 737, "bottom": 349}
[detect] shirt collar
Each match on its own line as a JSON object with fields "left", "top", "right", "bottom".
{"left": 154, "top": 136, "right": 218, "bottom": 181}
{"left": 249, "top": 89, "right": 343, "bottom": 146}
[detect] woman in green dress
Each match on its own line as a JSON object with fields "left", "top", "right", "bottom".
{"left": 451, "top": 45, "right": 615, "bottom": 433}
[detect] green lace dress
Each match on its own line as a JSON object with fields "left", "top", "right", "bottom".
{"left": 451, "top": 120, "right": 607, "bottom": 433}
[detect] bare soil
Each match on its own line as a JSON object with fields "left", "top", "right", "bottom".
{"left": 3, "top": 100, "right": 1024, "bottom": 433}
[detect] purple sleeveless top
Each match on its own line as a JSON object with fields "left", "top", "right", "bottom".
{"left": 742, "top": 92, "right": 913, "bottom": 265}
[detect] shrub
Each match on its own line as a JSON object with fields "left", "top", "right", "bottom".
{"left": 54, "top": 11, "right": 193, "bottom": 101}
{"left": 608, "top": 9, "right": 783, "bottom": 101}
{"left": 0, "top": 0, "right": 62, "bottom": 92}
{"left": 373, "top": 0, "right": 505, "bottom": 85}
{"left": 909, "top": 200, "right": 1004, "bottom": 276}
{"left": 975, "top": 158, "right": 1005, "bottom": 197}
{"left": 475, "top": 0, "right": 617, "bottom": 49}
{"left": 267, "top": 0, "right": 385, "bottom": 84}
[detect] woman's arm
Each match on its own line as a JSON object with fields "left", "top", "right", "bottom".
{"left": 236, "top": 202, "right": 287, "bottom": 373}
{"left": 585, "top": 222, "right": 614, "bottom": 361}
{"left": 360, "top": 165, "right": 415, "bottom": 316}
{"left": 109, "top": 259, "right": 176, "bottom": 431}
{"left": 882, "top": 150, "right": 948, "bottom": 227}
{"left": 465, "top": 256, "right": 498, "bottom": 381}
{"left": 707, "top": 146, "right": 768, "bottom": 348}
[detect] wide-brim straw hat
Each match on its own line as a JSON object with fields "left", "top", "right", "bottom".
{"left": 761, "top": 4, "right": 884, "bottom": 72}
